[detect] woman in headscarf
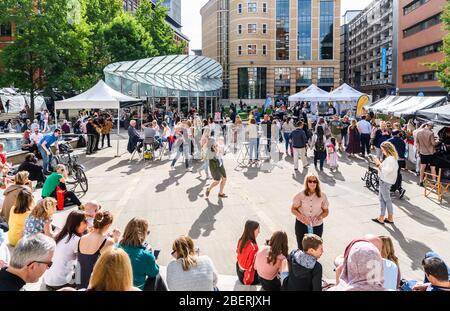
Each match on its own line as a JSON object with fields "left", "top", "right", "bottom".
{"left": 329, "top": 240, "right": 385, "bottom": 291}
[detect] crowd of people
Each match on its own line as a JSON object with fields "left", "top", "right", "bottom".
{"left": 0, "top": 101, "right": 448, "bottom": 292}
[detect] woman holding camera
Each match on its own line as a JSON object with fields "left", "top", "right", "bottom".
{"left": 371, "top": 141, "right": 399, "bottom": 225}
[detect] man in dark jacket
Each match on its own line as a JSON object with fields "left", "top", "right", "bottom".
{"left": 282, "top": 234, "right": 323, "bottom": 291}
{"left": 127, "top": 120, "right": 143, "bottom": 154}
{"left": 289, "top": 121, "right": 309, "bottom": 171}
{"left": 260, "top": 114, "right": 272, "bottom": 153}
{"left": 85, "top": 117, "right": 97, "bottom": 155}
{"left": 388, "top": 129, "right": 406, "bottom": 198}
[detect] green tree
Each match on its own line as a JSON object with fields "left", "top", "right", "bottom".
{"left": 136, "top": 0, "right": 185, "bottom": 56}
{"left": 427, "top": 3, "right": 450, "bottom": 90}
{"left": 0, "top": 0, "right": 77, "bottom": 115}
{"left": 102, "top": 13, "right": 157, "bottom": 63}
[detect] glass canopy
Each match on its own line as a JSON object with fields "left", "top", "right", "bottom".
{"left": 104, "top": 55, "right": 223, "bottom": 98}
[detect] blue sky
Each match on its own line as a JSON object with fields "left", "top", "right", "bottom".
{"left": 182, "top": 0, "right": 372, "bottom": 53}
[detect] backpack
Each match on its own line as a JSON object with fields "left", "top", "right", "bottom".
{"left": 315, "top": 135, "right": 325, "bottom": 152}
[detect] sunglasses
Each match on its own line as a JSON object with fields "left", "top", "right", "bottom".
{"left": 308, "top": 180, "right": 318, "bottom": 184}
{"left": 28, "top": 261, "right": 53, "bottom": 269}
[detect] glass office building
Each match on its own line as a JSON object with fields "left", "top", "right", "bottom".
{"left": 104, "top": 55, "right": 222, "bottom": 116}
{"left": 319, "top": 0, "right": 334, "bottom": 60}
{"left": 276, "top": 0, "right": 290, "bottom": 60}
{"left": 297, "top": 0, "right": 312, "bottom": 60}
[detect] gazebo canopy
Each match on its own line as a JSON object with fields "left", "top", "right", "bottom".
{"left": 55, "top": 80, "right": 142, "bottom": 110}
{"left": 329, "top": 83, "right": 366, "bottom": 101}
{"left": 288, "top": 84, "right": 331, "bottom": 102}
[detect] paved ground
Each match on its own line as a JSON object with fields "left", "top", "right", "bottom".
{"left": 11, "top": 135, "right": 450, "bottom": 289}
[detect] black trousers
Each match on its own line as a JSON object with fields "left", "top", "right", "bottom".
{"left": 49, "top": 183, "right": 81, "bottom": 207}
{"left": 259, "top": 276, "right": 281, "bottom": 291}
{"left": 236, "top": 262, "right": 260, "bottom": 285}
{"left": 360, "top": 134, "right": 371, "bottom": 156}
{"left": 101, "top": 133, "right": 111, "bottom": 147}
{"left": 295, "top": 220, "right": 323, "bottom": 250}
{"left": 94, "top": 134, "right": 100, "bottom": 150}
{"left": 314, "top": 151, "right": 326, "bottom": 169}
{"left": 87, "top": 135, "right": 96, "bottom": 154}
{"left": 143, "top": 274, "right": 168, "bottom": 291}
{"left": 391, "top": 160, "right": 405, "bottom": 192}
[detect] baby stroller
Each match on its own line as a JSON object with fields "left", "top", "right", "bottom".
{"left": 143, "top": 137, "right": 161, "bottom": 161}
{"left": 362, "top": 160, "right": 379, "bottom": 192}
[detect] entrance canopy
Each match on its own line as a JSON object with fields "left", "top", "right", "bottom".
{"left": 417, "top": 104, "right": 450, "bottom": 126}
{"left": 103, "top": 55, "right": 223, "bottom": 98}
{"left": 329, "top": 83, "right": 367, "bottom": 101}
{"left": 288, "top": 84, "right": 331, "bottom": 102}
{"left": 55, "top": 80, "right": 142, "bottom": 110}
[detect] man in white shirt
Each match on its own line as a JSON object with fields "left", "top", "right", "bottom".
{"left": 357, "top": 115, "right": 372, "bottom": 157}
{"left": 30, "top": 128, "right": 43, "bottom": 145}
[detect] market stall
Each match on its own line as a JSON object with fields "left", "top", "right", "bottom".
{"left": 416, "top": 104, "right": 450, "bottom": 126}
{"left": 328, "top": 83, "right": 369, "bottom": 115}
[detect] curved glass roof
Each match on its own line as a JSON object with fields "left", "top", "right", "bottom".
{"left": 104, "top": 55, "right": 223, "bottom": 95}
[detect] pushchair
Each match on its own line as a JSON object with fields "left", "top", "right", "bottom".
{"left": 142, "top": 137, "right": 162, "bottom": 161}
{"left": 362, "top": 160, "right": 379, "bottom": 192}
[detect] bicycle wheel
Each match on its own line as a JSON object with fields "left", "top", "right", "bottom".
{"left": 65, "top": 165, "right": 78, "bottom": 185}
{"left": 49, "top": 155, "right": 60, "bottom": 172}
{"left": 75, "top": 166, "right": 88, "bottom": 193}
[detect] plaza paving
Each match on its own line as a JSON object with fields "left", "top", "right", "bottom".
{"left": 23, "top": 136, "right": 450, "bottom": 289}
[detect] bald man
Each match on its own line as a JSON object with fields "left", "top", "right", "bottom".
{"left": 80, "top": 201, "right": 101, "bottom": 230}
{"left": 127, "top": 120, "right": 143, "bottom": 154}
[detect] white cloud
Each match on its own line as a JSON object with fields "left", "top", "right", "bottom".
{"left": 182, "top": 0, "right": 373, "bottom": 52}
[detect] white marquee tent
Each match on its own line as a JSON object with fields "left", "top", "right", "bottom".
{"left": 55, "top": 80, "right": 143, "bottom": 156}
{"left": 329, "top": 83, "right": 367, "bottom": 101}
{"left": 288, "top": 84, "right": 331, "bottom": 102}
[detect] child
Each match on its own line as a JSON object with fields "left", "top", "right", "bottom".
{"left": 216, "top": 136, "right": 226, "bottom": 167}
{"left": 79, "top": 201, "right": 101, "bottom": 230}
{"left": 326, "top": 137, "right": 338, "bottom": 172}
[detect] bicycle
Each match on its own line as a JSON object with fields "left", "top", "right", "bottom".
{"left": 50, "top": 142, "right": 88, "bottom": 193}
{"left": 361, "top": 160, "right": 379, "bottom": 193}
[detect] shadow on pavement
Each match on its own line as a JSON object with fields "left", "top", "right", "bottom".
{"left": 384, "top": 225, "right": 432, "bottom": 271}
{"left": 188, "top": 198, "right": 224, "bottom": 239}
{"left": 395, "top": 199, "right": 448, "bottom": 232}
{"left": 155, "top": 169, "right": 188, "bottom": 192}
{"left": 186, "top": 178, "right": 208, "bottom": 202}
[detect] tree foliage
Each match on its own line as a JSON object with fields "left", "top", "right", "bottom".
{"left": 0, "top": 0, "right": 185, "bottom": 115}
{"left": 427, "top": 3, "right": 450, "bottom": 90}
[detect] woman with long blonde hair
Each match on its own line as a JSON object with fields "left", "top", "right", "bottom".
{"left": 166, "top": 236, "right": 218, "bottom": 291}
{"left": 88, "top": 248, "right": 140, "bottom": 291}
{"left": 291, "top": 174, "right": 329, "bottom": 250}
{"left": 379, "top": 235, "right": 401, "bottom": 290}
{"left": 372, "top": 141, "right": 399, "bottom": 225}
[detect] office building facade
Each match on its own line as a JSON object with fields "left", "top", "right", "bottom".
{"left": 340, "top": 10, "right": 362, "bottom": 84}
{"left": 201, "top": 0, "right": 341, "bottom": 105}
{"left": 397, "top": 0, "right": 448, "bottom": 96}
{"left": 347, "top": 0, "right": 399, "bottom": 100}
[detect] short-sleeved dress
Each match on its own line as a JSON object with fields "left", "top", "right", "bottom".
{"left": 207, "top": 138, "right": 227, "bottom": 181}
{"left": 24, "top": 215, "right": 50, "bottom": 238}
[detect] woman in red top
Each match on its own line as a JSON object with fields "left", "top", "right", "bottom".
{"left": 236, "top": 220, "right": 260, "bottom": 285}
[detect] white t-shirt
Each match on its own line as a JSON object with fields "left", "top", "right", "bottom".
{"left": 30, "top": 132, "right": 43, "bottom": 145}
{"left": 44, "top": 234, "right": 80, "bottom": 287}
{"left": 383, "top": 259, "right": 399, "bottom": 290}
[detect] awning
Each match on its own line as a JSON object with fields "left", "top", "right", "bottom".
{"left": 329, "top": 83, "right": 367, "bottom": 101}
{"left": 388, "top": 96, "right": 447, "bottom": 117}
{"left": 367, "top": 96, "right": 411, "bottom": 114}
{"left": 416, "top": 104, "right": 450, "bottom": 126}
{"left": 288, "top": 84, "right": 331, "bottom": 102}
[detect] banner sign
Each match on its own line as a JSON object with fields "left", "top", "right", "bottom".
{"left": 381, "top": 48, "right": 387, "bottom": 74}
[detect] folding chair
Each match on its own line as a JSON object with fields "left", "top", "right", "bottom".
{"left": 424, "top": 168, "right": 450, "bottom": 203}
{"left": 130, "top": 142, "right": 143, "bottom": 161}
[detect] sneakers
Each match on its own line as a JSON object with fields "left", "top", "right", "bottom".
{"left": 399, "top": 188, "right": 406, "bottom": 199}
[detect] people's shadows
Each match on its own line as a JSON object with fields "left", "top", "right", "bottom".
{"left": 188, "top": 198, "right": 224, "bottom": 239}
{"left": 106, "top": 159, "right": 142, "bottom": 175}
{"left": 143, "top": 159, "right": 171, "bottom": 169}
{"left": 318, "top": 171, "right": 336, "bottom": 186}
{"left": 395, "top": 199, "right": 448, "bottom": 231}
{"left": 331, "top": 170, "right": 346, "bottom": 182}
{"left": 243, "top": 166, "right": 259, "bottom": 180}
{"left": 384, "top": 225, "right": 432, "bottom": 271}
{"left": 292, "top": 170, "right": 306, "bottom": 183}
{"left": 154, "top": 169, "right": 187, "bottom": 192}
{"left": 186, "top": 178, "right": 207, "bottom": 202}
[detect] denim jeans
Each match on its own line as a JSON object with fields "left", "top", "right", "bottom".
{"left": 283, "top": 132, "right": 291, "bottom": 152}
{"left": 375, "top": 147, "right": 383, "bottom": 160}
{"left": 379, "top": 180, "right": 393, "bottom": 217}
{"left": 38, "top": 145, "right": 50, "bottom": 172}
{"left": 249, "top": 138, "right": 258, "bottom": 160}
{"left": 314, "top": 151, "right": 326, "bottom": 170}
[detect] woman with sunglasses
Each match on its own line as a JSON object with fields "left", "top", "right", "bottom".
{"left": 291, "top": 174, "right": 329, "bottom": 250}
{"left": 43, "top": 211, "right": 88, "bottom": 290}
{"left": 118, "top": 218, "right": 167, "bottom": 291}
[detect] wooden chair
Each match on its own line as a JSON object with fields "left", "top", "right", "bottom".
{"left": 424, "top": 168, "right": 450, "bottom": 204}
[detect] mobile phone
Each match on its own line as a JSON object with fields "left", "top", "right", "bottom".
{"left": 153, "top": 249, "right": 160, "bottom": 260}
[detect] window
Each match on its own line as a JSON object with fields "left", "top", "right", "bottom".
{"left": 276, "top": 0, "right": 290, "bottom": 60}
{"left": 275, "top": 68, "right": 291, "bottom": 81}
{"left": 248, "top": 2, "right": 257, "bottom": 13}
{"left": 319, "top": 0, "right": 334, "bottom": 60}
{"left": 262, "top": 45, "right": 267, "bottom": 55}
{"left": 296, "top": 68, "right": 312, "bottom": 84}
{"left": 238, "top": 45, "right": 243, "bottom": 56}
{"left": 403, "top": 13, "right": 441, "bottom": 37}
{"left": 248, "top": 24, "right": 257, "bottom": 34}
{"left": 297, "top": 0, "right": 312, "bottom": 60}
{"left": 248, "top": 44, "right": 257, "bottom": 55}
{"left": 0, "top": 23, "right": 12, "bottom": 37}
{"left": 318, "top": 67, "right": 334, "bottom": 84}
{"left": 238, "top": 67, "right": 267, "bottom": 99}
{"left": 238, "top": 3, "right": 242, "bottom": 14}
{"left": 403, "top": 71, "right": 437, "bottom": 83}
{"left": 262, "top": 24, "right": 267, "bottom": 34}
{"left": 238, "top": 24, "right": 242, "bottom": 34}
{"left": 403, "top": 41, "right": 442, "bottom": 60}
{"left": 404, "top": 0, "right": 429, "bottom": 15}
{"left": 263, "top": 3, "right": 268, "bottom": 13}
